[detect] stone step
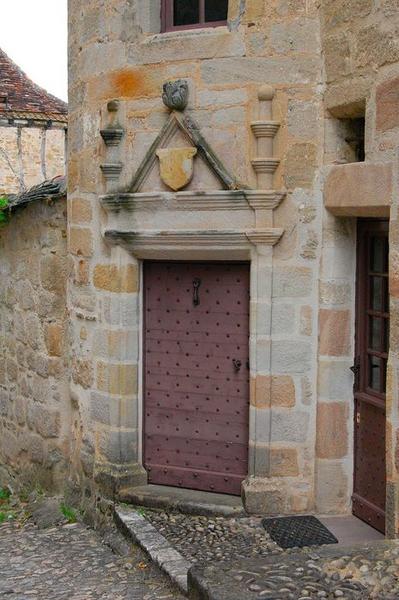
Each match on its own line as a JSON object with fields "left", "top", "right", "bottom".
{"left": 118, "top": 484, "right": 246, "bottom": 518}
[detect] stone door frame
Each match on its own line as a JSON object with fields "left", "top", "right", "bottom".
{"left": 100, "top": 191, "right": 285, "bottom": 509}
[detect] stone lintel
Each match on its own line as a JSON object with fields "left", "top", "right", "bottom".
{"left": 325, "top": 163, "right": 392, "bottom": 217}
{"left": 104, "top": 228, "right": 284, "bottom": 255}
{"left": 100, "top": 189, "right": 286, "bottom": 213}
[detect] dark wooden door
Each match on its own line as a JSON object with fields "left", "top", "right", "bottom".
{"left": 143, "top": 262, "right": 249, "bottom": 495}
{"left": 353, "top": 220, "right": 389, "bottom": 533}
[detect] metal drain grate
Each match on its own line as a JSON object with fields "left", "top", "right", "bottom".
{"left": 262, "top": 515, "right": 338, "bottom": 549}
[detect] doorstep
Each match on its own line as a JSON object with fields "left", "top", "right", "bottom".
{"left": 118, "top": 484, "right": 246, "bottom": 518}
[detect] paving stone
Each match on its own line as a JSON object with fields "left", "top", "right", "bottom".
{"left": 188, "top": 541, "right": 399, "bottom": 600}
{"left": 142, "top": 508, "right": 281, "bottom": 565}
{"left": 0, "top": 521, "right": 184, "bottom": 600}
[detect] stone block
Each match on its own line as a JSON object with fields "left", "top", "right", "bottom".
{"left": 70, "top": 198, "right": 93, "bottom": 223}
{"left": 319, "top": 309, "right": 351, "bottom": 356}
{"left": 31, "top": 406, "right": 61, "bottom": 439}
{"left": 322, "top": 0, "right": 372, "bottom": 28}
{"left": 69, "top": 227, "right": 93, "bottom": 257}
{"left": 45, "top": 324, "right": 64, "bottom": 357}
{"left": 93, "top": 329, "right": 138, "bottom": 362}
{"left": 376, "top": 77, "right": 399, "bottom": 133}
{"left": 316, "top": 402, "right": 349, "bottom": 459}
{"left": 323, "top": 33, "right": 350, "bottom": 82}
{"left": 315, "top": 459, "right": 350, "bottom": 513}
{"left": 287, "top": 100, "right": 319, "bottom": 139}
{"left": 72, "top": 358, "right": 94, "bottom": 389}
{"left": 74, "top": 258, "right": 90, "bottom": 286}
{"left": 90, "top": 391, "right": 138, "bottom": 429}
{"left": 197, "top": 88, "right": 247, "bottom": 109}
{"left": 319, "top": 280, "right": 351, "bottom": 306}
{"left": 300, "top": 305, "right": 312, "bottom": 336}
{"left": 251, "top": 375, "right": 296, "bottom": 409}
{"left": 242, "top": 477, "right": 286, "bottom": 515}
{"left": 96, "top": 362, "right": 137, "bottom": 396}
{"left": 355, "top": 24, "right": 399, "bottom": 69}
{"left": 271, "top": 340, "right": 311, "bottom": 373}
{"left": 40, "top": 254, "right": 67, "bottom": 295}
{"left": 318, "top": 360, "right": 353, "bottom": 400}
{"left": 324, "top": 163, "right": 392, "bottom": 217}
{"left": 273, "top": 267, "right": 312, "bottom": 298}
{"left": 269, "top": 447, "right": 299, "bottom": 477}
{"left": 98, "top": 428, "right": 138, "bottom": 464}
{"left": 93, "top": 264, "right": 138, "bottom": 293}
{"left": 284, "top": 143, "right": 317, "bottom": 189}
{"left": 271, "top": 410, "right": 309, "bottom": 443}
{"left": 201, "top": 56, "right": 319, "bottom": 86}
{"left": 270, "top": 19, "right": 319, "bottom": 55}
{"left": 271, "top": 304, "right": 295, "bottom": 334}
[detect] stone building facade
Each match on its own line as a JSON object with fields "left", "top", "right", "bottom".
{"left": 0, "top": 51, "right": 68, "bottom": 491}
{"left": 1, "top": 0, "right": 395, "bottom": 534}
{"left": 0, "top": 49, "right": 67, "bottom": 194}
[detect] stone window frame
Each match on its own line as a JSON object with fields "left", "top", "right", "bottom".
{"left": 138, "top": 0, "right": 238, "bottom": 35}
{"left": 161, "top": 0, "right": 228, "bottom": 32}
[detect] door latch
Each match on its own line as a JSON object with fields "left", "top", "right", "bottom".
{"left": 356, "top": 411, "right": 361, "bottom": 425}
{"left": 192, "top": 278, "right": 201, "bottom": 306}
{"left": 350, "top": 356, "right": 360, "bottom": 390}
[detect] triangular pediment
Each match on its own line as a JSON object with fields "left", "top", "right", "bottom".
{"left": 127, "top": 112, "right": 248, "bottom": 193}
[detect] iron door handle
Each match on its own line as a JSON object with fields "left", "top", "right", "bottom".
{"left": 233, "top": 359, "right": 242, "bottom": 373}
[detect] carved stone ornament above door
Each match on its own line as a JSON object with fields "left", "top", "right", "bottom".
{"left": 100, "top": 79, "right": 287, "bottom": 258}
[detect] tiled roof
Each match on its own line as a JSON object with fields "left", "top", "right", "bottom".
{"left": 0, "top": 110, "right": 67, "bottom": 125}
{"left": 8, "top": 176, "right": 66, "bottom": 210}
{"left": 0, "top": 48, "right": 67, "bottom": 121}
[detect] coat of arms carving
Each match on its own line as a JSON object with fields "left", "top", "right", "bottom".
{"left": 156, "top": 147, "right": 197, "bottom": 191}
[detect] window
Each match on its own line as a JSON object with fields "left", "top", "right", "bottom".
{"left": 162, "top": 0, "right": 228, "bottom": 32}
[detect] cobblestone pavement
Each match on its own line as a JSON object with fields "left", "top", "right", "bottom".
{"left": 143, "top": 509, "right": 282, "bottom": 564}
{"left": 189, "top": 540, "right": 399, "bottom": 599}
{"left": 0, "top": 521, "right": 185, "bottom": 600}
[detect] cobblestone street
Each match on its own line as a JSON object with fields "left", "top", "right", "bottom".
{"left": 0, "top": 521, "right": 184, "bottom": 600}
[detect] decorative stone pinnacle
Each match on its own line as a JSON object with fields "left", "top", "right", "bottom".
{"left": 162, "top": 80, "right": 189, "bottom": 111}
{"left": 107, "top": 99, "right": 120, "bottom": 112}
{"left": 258, "top": 85, "right": 275, "bottom": 101}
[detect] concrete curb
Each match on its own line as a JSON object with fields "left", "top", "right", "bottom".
{"left": 114, "top": 505, "right": 192, "bottom": 594}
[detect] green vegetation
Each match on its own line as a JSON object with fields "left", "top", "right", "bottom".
{"left": 60, "top": 503, "right": 77, "bottom": 523}
{"left": 0, "top": 487, "right": 11, "bottom": 501}
{"left": 0, "top": 196, "right": 9, "bottom": 226}
{"left": 0, "top": 487, "right": 17, "bottom": 523}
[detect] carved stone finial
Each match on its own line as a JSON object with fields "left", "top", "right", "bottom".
{"left": 162, "top": 80, "right": 189, "bottom": 111}
{"left": 107, "top": 99, "right": 120, "bottom": 112}
{"left": 258, "top": 85, "right": 275, "bottom": 101}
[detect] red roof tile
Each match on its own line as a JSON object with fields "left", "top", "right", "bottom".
{"left": 0, "top": 48, "right": 67, "bottom": 120}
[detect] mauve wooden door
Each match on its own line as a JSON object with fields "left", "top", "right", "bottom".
{"left": 353, "top": 220, "right": 389, "bottom": 533}
{"left": 143, "top": 262, "right": 250, "bottom": 495}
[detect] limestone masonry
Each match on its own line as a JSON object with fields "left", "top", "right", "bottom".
{"left": 1, "top": 0, "right": 399, "bottom": 538}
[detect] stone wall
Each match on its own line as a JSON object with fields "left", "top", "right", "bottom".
{"left": 66, "top": 0, "right": 399, "bottom": 529}
{"left": 0, "top": 124, "right": 66, "bottom": 195}
{"left": 68, "top": 0, "right": 327, "bottom": 510}
{"left": 320, "top": 0, "right": 399, "bottom": 532}
{"left": 0, "top": 198, "right": 70, "bottom": 492}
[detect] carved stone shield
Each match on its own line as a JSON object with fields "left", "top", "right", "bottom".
{"left": 156, "top": 147, "right": 197, "bottom": 191}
